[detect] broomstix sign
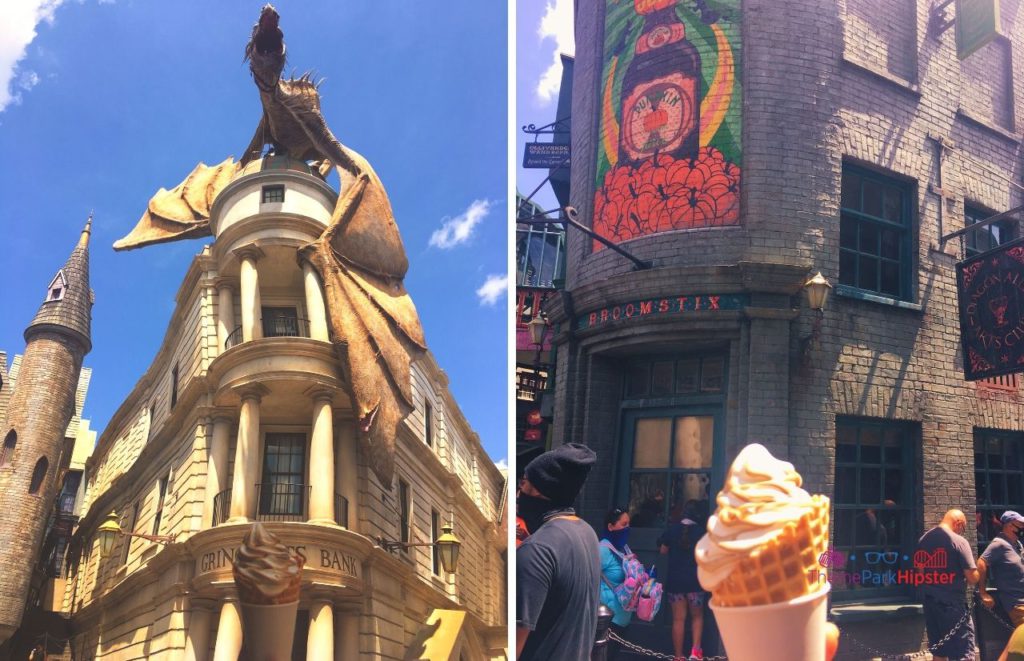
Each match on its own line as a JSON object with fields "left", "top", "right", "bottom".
{"left": 957, "top": 244, "right": 1024, "bottom": 380}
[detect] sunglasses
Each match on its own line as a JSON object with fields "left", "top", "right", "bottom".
{"left": 863, "top": 551, "right": 899, "bottom": 565}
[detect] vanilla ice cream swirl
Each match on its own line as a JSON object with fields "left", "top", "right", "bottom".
{"left": 696, "top": 444, "right": 816, "bottom": 590}
{"left": 233, "top": 522, "right": 303, "bottom": 601}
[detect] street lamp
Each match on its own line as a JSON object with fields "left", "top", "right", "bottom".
{"left": 804, "top": 272, "right": 832, "bottom": 312}
{"left": 96, "top": 510, "right": 177, "bottom": 556}
{"left": 376, "top": 519, "right": 462, "bottom": 574}
{"left": 526, "top": 313, "right": 550, "bottom": 398}
{"left": 527, "top": 314, "right": 548, "bottom": 347}
{"left": 801, "top": 272, "right": 833, "bottom": 367}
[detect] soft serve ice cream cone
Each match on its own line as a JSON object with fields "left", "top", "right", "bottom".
{"left": 232, "top": 523, "right": 305, "bottom": 661}
{"left": 696, "top": 443, "right": 831, "bottom": 661}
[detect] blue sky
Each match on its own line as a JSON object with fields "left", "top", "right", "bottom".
{"left": 516, "top": 0, "right": 573, "bottom": 214}
{"left": 0, "top": 1, "right": 508, "bottom": 465}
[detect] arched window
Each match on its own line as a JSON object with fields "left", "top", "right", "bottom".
{"left": 0, "top": 431, "right": 15, "bottom": 467}
{"left": 29, "top": 456, "right": 49, "bottom": 494}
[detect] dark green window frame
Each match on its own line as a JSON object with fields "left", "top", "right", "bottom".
{"left": 833, "top": 417, "right": 918, "bottom": 601}
{"left": 974, "top": 429, "right": 1024, "bottom": 555}
{"left": 616, "top": 353, "right": 728, "bottom": 530}
{"left": 839, "top": 165, "right": 915, "bottom": 301}
{"left": 965, "top": 204, "right": 1016, "bottom": 258}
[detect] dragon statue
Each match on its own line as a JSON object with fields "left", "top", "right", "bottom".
{"left": 114, "top": 5, "right": 426, "bottom": 487}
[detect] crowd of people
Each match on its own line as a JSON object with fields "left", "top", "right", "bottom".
{"left": 514, "top": 445, "right": 817, "bottom": 661}
{"left": 916, "top": 508, "right": 1024, "bottom": 661}
{"left": 513, "top": 443, "right": 1024, "bottom": 661}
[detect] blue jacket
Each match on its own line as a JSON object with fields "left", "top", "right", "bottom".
{"left": 599, "top": 541, "right": 634, "bottom": 627}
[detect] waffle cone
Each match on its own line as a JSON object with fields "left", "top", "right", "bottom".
{"left": 712, "top": 495, "right": 830, "bottom": 607}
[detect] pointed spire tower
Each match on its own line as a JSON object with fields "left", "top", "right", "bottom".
{"left": 0, "top": 216, "right": 94, "bottom": 645}
{"left": 25, "top": 214, "right": 93, "bottom": 352}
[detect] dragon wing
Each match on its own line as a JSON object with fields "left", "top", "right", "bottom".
{"left": 113, "top": 157, "right": 240, "bottom": 251}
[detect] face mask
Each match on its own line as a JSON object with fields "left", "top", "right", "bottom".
{"left": 517, "top": 493, "right": 555, "bottom": 535}
{"left": 605, "top": 526, "right": 630, "bottom": 550}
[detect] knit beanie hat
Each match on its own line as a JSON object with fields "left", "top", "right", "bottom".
{"left": 523, "top": 443, "right": 597, "bottom": 507}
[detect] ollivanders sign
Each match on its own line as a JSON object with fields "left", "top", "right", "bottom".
{"left": 577, "top": 294, "right": 748, "bottom": 330}
{"left": 197, "top": 543, "right": 359, "bottom": 579}
{"left": 957, "top": 244, "right": 1024, "bottom": 380}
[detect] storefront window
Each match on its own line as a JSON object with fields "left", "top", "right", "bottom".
{"left": 832, "top": 418, "right": 917, "bottom": 600}
{"left": 627, "top": 415, "right": 714, "bottom": 529}
{"left": 975, "top": 430, "right": 1024, "bottom": 554}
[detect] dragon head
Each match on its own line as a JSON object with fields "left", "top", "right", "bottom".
{"left": 245, "top": 4, "right": 286, "bottom": 87}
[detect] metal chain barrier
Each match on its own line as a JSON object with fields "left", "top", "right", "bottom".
{"left": 608, "top": 630, "right": 728, "bottom": 660}
{"left": 837, "top": 593, "right": 979, "bottom": 661}
{"left": 608, "top": 593, "right": 988, "bottom": 661}
{"left": 976, "top": 597, "right": 1018, "bottom": 633}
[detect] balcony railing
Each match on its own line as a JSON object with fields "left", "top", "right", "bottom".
{"left": 257, "top": 483, "right": 310, "bottom": 522}
{"left": 224, "top": 318, "right": 311, "bottom": 350}
{"left": 225, "top": 326, "right": 244, "bottom": 350}
{"left": 262, "top": 316, "right": 310, "bottom": 339}
{"left": 335, "top": 493, "right": 349, "bottom": 528}
{"left": 210, "top": 486, "right": 348, "bottom": 527}
{"left": 212, "top": 488, "right": 231, "bottom": 527}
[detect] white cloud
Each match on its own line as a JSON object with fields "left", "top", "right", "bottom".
{"left": 18, "top": 70, "right": 39, "bottom": 91}
{"left": 494, "top": 458, "right": 508, "bottom": 471}
{"left": 0, "top": 0, "right": 64, "bottom": 112}
{"left": 536, "top": 0, "right": 575, "bottom": 104}
{"left": 429, "top": 199, "right": 492, "bottom": 249}
{"left": 476, "top": 274, "right": 508, "bottom": 307}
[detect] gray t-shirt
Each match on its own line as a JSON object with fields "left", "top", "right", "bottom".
{"left": 517, "top": 516, "right": 602, "bottom": 661}
{"left": 982, "top": 535, "right": 1024, "bottom": 613}
{"left": 916, "top": 526, "right": 976, "bottom": 604}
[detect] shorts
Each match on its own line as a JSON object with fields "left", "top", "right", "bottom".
{"left": 923, "top": 596, "right": 976, "bottom": 660}
{"left": 667, "top": 591, "right": 706, "bottom": 607}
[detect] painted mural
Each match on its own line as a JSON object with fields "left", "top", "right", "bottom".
{"left": 593, "top": 0, "right": 741, "bottom": 249}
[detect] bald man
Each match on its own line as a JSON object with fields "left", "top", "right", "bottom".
{"left": 916, "top": 509, "right": 979, "bottom": 661}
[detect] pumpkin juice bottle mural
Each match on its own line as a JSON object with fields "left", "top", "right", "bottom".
{"left": 618, "top": 0, "right": 701, "bottom": 167}
{"left": 594, "top": 0, "right": 741, "bottom": 249}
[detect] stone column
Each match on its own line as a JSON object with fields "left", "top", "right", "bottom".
{"left": 211, "top": 599, "right": 243, "bottom": 661}
{"left": 184, "top": 600, "right": 214, "bottom": 661}
{"left": 216, "top": 280, "right": 236, "bottom": 351}
{"left": 203, "top": 416, "right": 232, "bottom": 528}
{"left": 302, "top": 262, "right": 330, "bottom": 342}
{"left": 336, "top": 609, "right": 360, "bottom": 661}
{"left": 236, "top": 247, "right": 264, "bottom": 342}
{"left": 228, "top": 386, "right": 268, "bottom": 523}
{"left": 308, "top": 389, "right": 336, "bottom": 524}
{"left": 335, "top": 421, "right": 358, "bottom": 531}
{"left": 307, "top": 599, "right": 334, "bottom": 661}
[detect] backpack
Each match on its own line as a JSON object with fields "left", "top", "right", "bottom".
{"left": 635, "top": 568, "right": 664, "bottom": 622}
{"left": 600, "top": 541, "right": 649, "bottom": 612}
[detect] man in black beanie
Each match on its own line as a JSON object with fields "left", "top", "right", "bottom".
{"left": 516, "top": 443, "right": 601, "bottom": 661}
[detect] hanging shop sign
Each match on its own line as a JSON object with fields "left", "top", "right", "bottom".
{"left": 523, "top": 143, "right": 571, "bottom": 169}
{"left": 577, "top": 294, "right": 748, "bottom": 330}
{"left": 956, "top": 243, "right": 1024, "bottom": 380}
{"left": 956, "top": 0, "right": 1000, "bottom": 60}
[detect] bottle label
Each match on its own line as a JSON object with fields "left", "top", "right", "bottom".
{"left": 636, "top": 23, "right": 685, "bottom": 54}
{"left": 621, "top": 73, "right": 696, "bottom": 162}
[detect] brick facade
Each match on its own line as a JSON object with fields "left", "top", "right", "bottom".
{"left": 0, "top": 225, "right": 92, "bottom": 649}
